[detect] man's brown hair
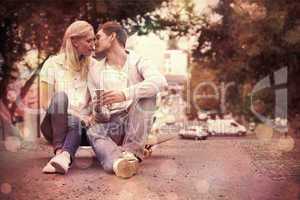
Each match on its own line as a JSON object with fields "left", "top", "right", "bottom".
{"left": 98, "top": 21, "right": 127, "bottom": 48}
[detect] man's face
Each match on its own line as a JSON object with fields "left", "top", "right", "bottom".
{"left": 74, "top": 30, "right": 95, "bottom": 57}
{"left": 95, "top": 29, "right": 113, "bottom": 53}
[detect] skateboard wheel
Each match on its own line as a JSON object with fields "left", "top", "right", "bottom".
{"left": 143, "top": 148, "right": 152, "bottom": 158}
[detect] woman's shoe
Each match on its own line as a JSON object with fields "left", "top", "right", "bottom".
{"left": 42, "top": 161, "right": 56, "bottom": 174}
{"left": 50, "top": 151, "right": 71, "bottom": 174}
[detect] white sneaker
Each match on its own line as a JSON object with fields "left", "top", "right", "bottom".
{"left": 121, "top": 151, "right": 138, "bottom": 161}
{"left": 113, "top": 152, "right": 139, "bottom": 179}
{"left": 42, "top": 161, "right": 56, "bottom": 174}
{"left": 50, "top": 151, "right": 71, "bottom": 174}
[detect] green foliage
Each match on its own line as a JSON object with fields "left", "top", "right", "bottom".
{"left": 0, "top": 0, "right": 165, "bottom": 66}
{"left": 0, "top": 0, "right": 299, "bottom": 120}
{"left": 154, "top": 0, "right": 299, "bottom": 118}
{"left": 135, "top": 0, "right": 299, "bottom": 119}
{"left": 0, "top": 0, "right": 165, "bottom": 120}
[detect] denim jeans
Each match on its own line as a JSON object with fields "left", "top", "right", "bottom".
{"left": 40, "top": 92, "right": 84, "bottom": 160}
{"left": 87, "top": 96, "right": 156, "bottom": 173}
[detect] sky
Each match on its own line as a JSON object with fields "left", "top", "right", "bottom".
{"left": 193, "top": 0, "right": 219, "bottom": 13}
{"left": 127, "top": 0, "right": 219, "bottom": 74}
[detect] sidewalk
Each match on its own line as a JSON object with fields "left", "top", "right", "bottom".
{"left": 0, "top": 135, "right": 299, "bottom": 200}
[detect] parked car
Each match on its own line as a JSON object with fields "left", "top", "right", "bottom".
{"left": 179, "top": 125, "right": 208, "bottom": 140}
{"left": 207, "top": 119, "right": 247, "bottom": 136}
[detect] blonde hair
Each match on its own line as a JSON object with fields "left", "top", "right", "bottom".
{"left": 60, "top": 20, "right": 93, "bottom": 79}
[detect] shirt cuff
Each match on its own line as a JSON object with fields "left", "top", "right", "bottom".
{"left": 122, "top": 87, "right": 134, "bottom": 101}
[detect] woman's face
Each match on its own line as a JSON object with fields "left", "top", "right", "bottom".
{"left": 74, "top": 29, "right": 95, "bottom": 57}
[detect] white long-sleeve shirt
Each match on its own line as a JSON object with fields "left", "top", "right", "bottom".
{"left": 87, "top": 50, "right": 168, "bottom": 113}
{"left": 40, "top": 54, "right": 90, "bottom": 113}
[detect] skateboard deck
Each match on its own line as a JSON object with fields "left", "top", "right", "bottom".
{"left": 144, "top": 133, "right": 178, "bottom": 158}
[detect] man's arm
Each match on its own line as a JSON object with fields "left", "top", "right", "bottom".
{"left": 100, "top": 58, "right": 168, "bottom": 106}
{"left": 122, "top": 58, "right": 168, "bottom": 101}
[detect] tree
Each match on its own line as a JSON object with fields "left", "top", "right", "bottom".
{"left": 1, "top": 0, "right": 299, "bottom": 123}
{"left": 137, "top": 0, "right": 300, "bottom": 119}
{"left": 0, "top": 0, "right": 165, "bottom": 123}
{"left": 191, "top": 0, "right": 300, "bottom": 119}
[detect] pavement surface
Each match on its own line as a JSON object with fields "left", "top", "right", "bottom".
{"left": 0, "top": 134, "right": 300, "bottom": 200}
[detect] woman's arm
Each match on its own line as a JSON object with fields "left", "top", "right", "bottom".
{"left": 40, "top": 81, "right": 54, "bottom": 110}
{"left": 39, "top": 56, "right": 56, "bottom": 110}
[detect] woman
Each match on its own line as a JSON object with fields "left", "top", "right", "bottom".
{"left": 39, "top": 20, "right": 95, "bottom": 174}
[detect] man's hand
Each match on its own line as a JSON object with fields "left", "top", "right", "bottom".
{"left": 93, "top": 90, "right": 126, "bottom": 106}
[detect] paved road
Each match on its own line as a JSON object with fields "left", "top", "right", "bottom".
{"left": 0, "top": 135, "right": 299, "bottom": 200}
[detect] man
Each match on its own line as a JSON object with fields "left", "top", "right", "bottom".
{"left": 86, "top": 21, "right": 168, "bottom": 178}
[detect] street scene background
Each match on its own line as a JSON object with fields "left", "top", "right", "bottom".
{"left": 0, "top": 0, "right": 299, "bottom": 199}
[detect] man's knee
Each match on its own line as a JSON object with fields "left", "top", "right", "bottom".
{"left": 133, "top": 96, "right": 157, "bottom": 116}
{"left": 129, "top": 97, "right": 157, "bottom": 128}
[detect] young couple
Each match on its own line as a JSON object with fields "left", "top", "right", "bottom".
{"left": 39, "top": 20, "right": 168, "bottom": 178}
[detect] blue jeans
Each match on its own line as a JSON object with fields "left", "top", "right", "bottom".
{"left": 87, "top": 96, "right": 156, "bottom": 173}
{"left": 40, "top": 92, "right": 84, "bottom": 160}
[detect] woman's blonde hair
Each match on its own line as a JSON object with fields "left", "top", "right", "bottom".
{"left": 60, "top": 20, "right": 93, "bottom": 79}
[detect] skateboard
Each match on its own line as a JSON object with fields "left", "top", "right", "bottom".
{"left": 143, "top": 133, "right": 178, "bottom": 158}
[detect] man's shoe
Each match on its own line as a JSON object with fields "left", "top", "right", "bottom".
{"left": 113, "top": 152, "right": 139, "bottom": 179}
{"left": 121, "top": 151, "right": 138, "bottom": 161}
{"left": 50, "top": 151, "right": 71, "bottom": 174}
{"left": 42, "top": 161, "right": 56, "bottom": 174}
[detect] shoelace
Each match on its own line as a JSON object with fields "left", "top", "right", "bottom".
{"left": 122, "top": 151, "right": 138, "bottom": 161}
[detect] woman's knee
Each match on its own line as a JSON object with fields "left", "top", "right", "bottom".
{"left": 49, "top": 92, "right": 68, "bottom": 109}
{"left": 53, "top": 92, "right": 68, "bottom": 102}
{"left": 68, "top": 115, "right": 81, "bottom": 126}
